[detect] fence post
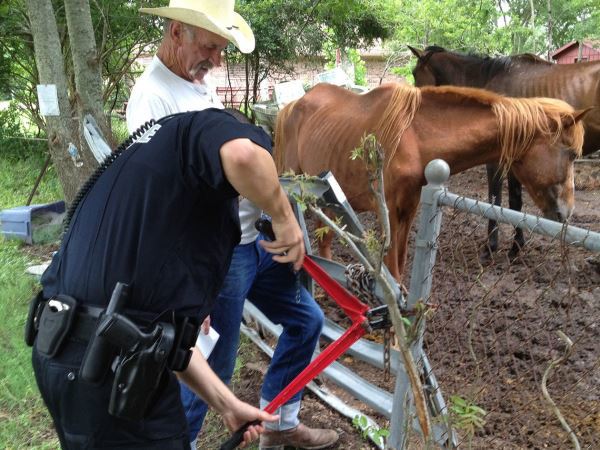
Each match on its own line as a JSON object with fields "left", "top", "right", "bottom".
{"left": 388, "top": 159, "right": 450, "bottom": 449}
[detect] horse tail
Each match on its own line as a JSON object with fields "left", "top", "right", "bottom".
{"left": 274, "top": 100, "right": 298, "bottom": 174}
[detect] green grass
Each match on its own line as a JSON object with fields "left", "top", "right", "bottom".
{"left": 0, "top": 152, "right": 63, "bottom": 210}
{"left": 0, "top": 147, "right": 62, "bottom": 449}
{"left": 0, "top": 240, "right": 58, "bottom": 449}
{"left": 111, "top": 116, "right": 130, "bottom": 144}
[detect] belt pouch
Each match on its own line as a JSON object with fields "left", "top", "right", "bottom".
{"left": 36, "top": 295, "right": 78, "bottom": 358}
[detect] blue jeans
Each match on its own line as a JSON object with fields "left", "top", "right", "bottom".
{"left": 180, "top": 233, "right": 324, "bottom": 441}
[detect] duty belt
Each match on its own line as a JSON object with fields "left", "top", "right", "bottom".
{"left": 65, "top": 303, "right": 104, "bottom": 343}
{"left": 25, "top": 284, "right": 200, "bottom": 421}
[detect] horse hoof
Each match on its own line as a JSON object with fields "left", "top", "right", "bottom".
{"left": 508, "top": 243, "right": 523, "bottom": 260}
{"left": 479, "top": 246, "right": 494, "bottom": 262}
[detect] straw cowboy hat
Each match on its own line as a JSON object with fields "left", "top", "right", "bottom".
{"left": 140, "top": 0, "right": 255, "bottom": 53}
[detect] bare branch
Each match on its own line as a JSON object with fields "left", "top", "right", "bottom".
{"left": 541, "top": 331, "right": 580, "bottom": 450}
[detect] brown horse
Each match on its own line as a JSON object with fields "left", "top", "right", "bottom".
{"left": 274, "top": 82, "right": 587, "bottom": 281}
{"left": 409, "top": 45, "right": 600, "bottom": 255}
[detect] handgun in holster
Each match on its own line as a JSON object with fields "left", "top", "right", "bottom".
{"left": 79, "top": 282, "right": 130, "bottom": 384}
{"left": 103, "top": 311, "right": 176, "bottom": 420}
{"left": 79, "top": 282, "right": 199, "bottom": 420}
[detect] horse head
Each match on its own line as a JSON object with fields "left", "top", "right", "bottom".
{"left": 408, "top": 45, "right": 445, "bottom": 86}
{"left": 409, "top": 46, "right": 511, "bottom": 89}
{"left": 409, "top": 45, "right": 480, "bottom": 87}
{"left": 502, "top": 102, "right": 590, "bottom": 222}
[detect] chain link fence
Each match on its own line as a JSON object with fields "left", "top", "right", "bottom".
{"left": 410, "top": 164, "right": 600, "bottom": 449}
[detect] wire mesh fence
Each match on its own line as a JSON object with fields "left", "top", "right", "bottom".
{"left": 240, "top": 162, "right": 598, "bottom": 449}
{"left": 418, "top": 197, "right": 600, "bottom": 449}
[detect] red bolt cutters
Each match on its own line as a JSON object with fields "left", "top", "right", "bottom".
{"left": 219, "top": 220, "right": 388, "bottom": 449}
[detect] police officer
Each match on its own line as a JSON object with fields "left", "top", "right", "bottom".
{"left": 30, "top": 109, "right": 304, "bottom": 449}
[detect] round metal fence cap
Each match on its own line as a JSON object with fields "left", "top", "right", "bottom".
{"left": 424, "top": 159, "right": 450, "bottom": 185}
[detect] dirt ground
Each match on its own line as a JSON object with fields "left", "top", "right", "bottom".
{"left": 203, "top": 159, "right": 599, "bottom": 449}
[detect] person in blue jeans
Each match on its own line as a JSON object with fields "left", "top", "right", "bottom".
{"left": 181, "top": 224, "right": 339, "bottom": 449}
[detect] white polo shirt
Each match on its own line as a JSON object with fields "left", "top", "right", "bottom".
{"left": 126, "top": 56, "right": 224, "bottom": 133}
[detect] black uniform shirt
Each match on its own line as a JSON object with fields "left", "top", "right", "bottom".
{"left": 41, "top": 109, "right": 271, "bottom": 321}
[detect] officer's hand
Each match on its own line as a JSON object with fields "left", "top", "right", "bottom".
{"left": 221, "top": 399, "right": 279, "bottom": 448}
{"left": 259, "top": 216, "right": 305, "bottom": 271}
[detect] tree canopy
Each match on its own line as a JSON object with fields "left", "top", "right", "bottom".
{"left": 1, "top": 0, "right": 598, "bottom": 198}
{"left": 391, "top": 0, "right": 599, "bottom": 55}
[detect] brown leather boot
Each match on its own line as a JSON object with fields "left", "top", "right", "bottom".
{"left": 259, "top": 423, "right": 339, "bottom": 449}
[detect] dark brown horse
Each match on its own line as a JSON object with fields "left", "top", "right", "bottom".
{"left": 409, "top": 45, "right": 600, "bottom": 255}
{"left": 274, "top": 82, "right": 587, "bottom": 281}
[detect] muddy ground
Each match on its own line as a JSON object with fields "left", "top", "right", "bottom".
{"left": 200, "top": 160, "right": 599, "bottom": 449}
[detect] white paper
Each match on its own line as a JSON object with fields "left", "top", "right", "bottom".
{"left": 274, "top": 80, "right": 305, "bottom": 109}
{"left": 196, "top": 326, "right": 220, "bottom": 358}
{"left": 37, "top": 84, "right": 60, "bottom": 116}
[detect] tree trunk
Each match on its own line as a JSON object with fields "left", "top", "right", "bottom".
{"left": 244, "top": 55, "right": 250, "bottom": 114}
{"left": 25, "top": 0, "right": 96, "bottom": 203}
{"left": 528, "top": 0, "right": 536, "bottom": 53}
{"left": 252, "top": 53, "right": 260, "bottom": 104}
{"left": 546, "top": 0, "right": 552, "bottom": 60}
{"left": 64, "top": 0, "right": 113, "bottom": 146}
{"left": 577, "top": 41, "right": 584, "bottom": 62}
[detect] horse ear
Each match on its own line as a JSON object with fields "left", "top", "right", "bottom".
{"left": 563, "top": 107, "right": 595, "bottom": 127}
{"left": 408, "top": 45, "right": 424, "bottom": 59}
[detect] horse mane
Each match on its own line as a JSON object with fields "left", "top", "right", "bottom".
{"left": 421, "top": 85, "right": 584, "bottom": 175}
{"left": 493, "top": 97, "right": 584, "bottom": 174}
{"left": 423, "top": 45, "right": 446, "bottom": 54}
{"left": 375, "top": 83, "right": 421, "bottom": 164}
{"left": 511, "top": 53, "right": 553, "bottom": 65}
{"left": 422, "top": 45, "right": 552, "bottom": 78}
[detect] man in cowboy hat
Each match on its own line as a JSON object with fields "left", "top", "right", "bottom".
{"left": 126, "top": 2, "right": 339, "bottom": 450}
{"left": 126, "top": 0, "right": 254, "bottom": 129}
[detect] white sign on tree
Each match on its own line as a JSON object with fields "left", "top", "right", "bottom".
{"left": 36, "top": 84, "right": 60, "bottom": 116}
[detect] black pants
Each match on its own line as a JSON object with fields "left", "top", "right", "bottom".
{"left": 32, "top": 339, "right": 191, "bottom": 450}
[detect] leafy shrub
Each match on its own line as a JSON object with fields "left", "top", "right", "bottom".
{"left": 0, "top": 103, "right": 46, "bottom": 161}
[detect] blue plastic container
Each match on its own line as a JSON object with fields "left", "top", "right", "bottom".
{"left": 1, "top": 201, "right": 65, "bottom": 244}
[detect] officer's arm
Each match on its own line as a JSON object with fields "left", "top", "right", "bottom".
{"left": 177, "top": 349, "right": 278, "bottom": 445}
{"left": 220, "top": 138, "right": 305, "bottom": 270}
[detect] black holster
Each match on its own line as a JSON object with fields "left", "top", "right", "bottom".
{"left": 79, "top": 282, "right": 201, "bottom": 420}
{"left": 108, "top": 317, "right": 176, "bottom": 420}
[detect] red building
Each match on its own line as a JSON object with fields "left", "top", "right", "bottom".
{"left": 550, "top": 40, "right": 600, "bottom": 64}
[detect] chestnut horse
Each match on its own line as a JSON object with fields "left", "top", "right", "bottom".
{"left": 274, "top": 82, "right": 587, "bottom": 281}
{"left": 409, "top": 45, "right": 600, "bottom": 255}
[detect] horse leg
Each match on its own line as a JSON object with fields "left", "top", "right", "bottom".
{"left": 507, "top": 171, "right": 524, "bottom": 257}
{"left": 383, "top": 200, "right": 418, "bottom": 283}
{"left": 484, "top": 163, "right": 503, "bottom": 257}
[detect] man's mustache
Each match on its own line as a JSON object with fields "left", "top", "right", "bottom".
{"left": 189, "top": 60, "right": 214, "bottom": 78}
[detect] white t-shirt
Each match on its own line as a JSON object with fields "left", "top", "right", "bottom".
{"left": 126, "top": 56, "right": 261, "bottom": 244}
{"left": 126, "top": 56, "right": 223, "bottom": 132}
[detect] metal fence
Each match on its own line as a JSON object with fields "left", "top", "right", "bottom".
{"left": 406, "top": 160, "right": 600, "bottom": 449}
{"left": 241, "top": 160, "right": 599, "bottom": 449}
